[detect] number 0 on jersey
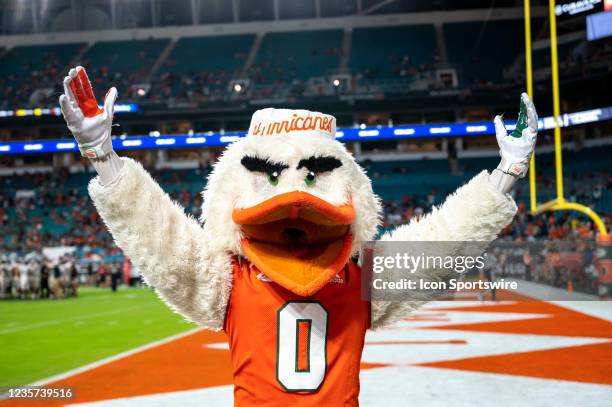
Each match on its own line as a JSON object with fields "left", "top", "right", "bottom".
{"left": 276, "top": 301, "right": 328, "bottom": 392}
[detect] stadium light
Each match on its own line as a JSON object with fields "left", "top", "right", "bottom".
{"left": 131, "top": 84, "right": 150, "bottom": 99}
{"left": 330, "top": 74, "right": 351, "bottom": 92}
{"left": 229, "top": 79, "right": 250, "bottom": 94}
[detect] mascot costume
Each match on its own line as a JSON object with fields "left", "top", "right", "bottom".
{"left": 60, "top": 66, "right": 538, "bottom": 406}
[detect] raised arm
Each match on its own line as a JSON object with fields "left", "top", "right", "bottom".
{"left": 59, "top": 66, "right": 231, "bottom": 330}
{"left": 371, "top": 93, "right": 538, "bottom": 329}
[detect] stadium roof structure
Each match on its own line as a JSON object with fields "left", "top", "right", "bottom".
{"left": 0, "top": 1, "right": 545, "bottom": 36}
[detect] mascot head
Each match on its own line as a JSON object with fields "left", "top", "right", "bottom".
{"left": 202, "top": 108, "right": 381, "bottom": 296}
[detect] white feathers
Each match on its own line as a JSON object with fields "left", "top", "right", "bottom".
{"left": 87, "top": 136, "right": 382, "bottom": 330}
{"left": 201, "top": 134, "right": 382, "bottom": 257}
{"left": 370, "top": 171, "right": 518, "bottom": 329}
{"left": 88, "top": 158, "right": 232, "bottom": 330}
{"left": 87, "top": 134, "right": 516, "bottom": 333}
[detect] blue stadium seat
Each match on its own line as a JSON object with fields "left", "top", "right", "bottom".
{"left": 0, "top": 43, "right": 84, "bottom": 77}
{"left": 444, "top": 20, "right": 539, "bottom": 84}
{"left": 80, "top": 38, "right": 170, "bottom": 75}
{"left": 349, "top": 25, "right": 436, "bottom": 78}
{"left": 533, "top": 39, "right": 583, "bottom": 70}
{"left": 161, "top": 34, "right": 254, "bottom": 74}
{"left": 0, "top": 145, "right": 609, "bottom": 253}
{"left": 254, "top": 30, "right": 343, "bottom": 82}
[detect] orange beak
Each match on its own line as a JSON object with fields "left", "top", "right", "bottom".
{"left": 232, "top": 191, "right": 355, "bottom": 296}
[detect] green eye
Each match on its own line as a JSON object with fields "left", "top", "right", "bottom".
{"left": 267, "top": 171, "right": 279, "bottom": 186}
{"left": 304, "top": 171, "right": 316, "bottom": 186}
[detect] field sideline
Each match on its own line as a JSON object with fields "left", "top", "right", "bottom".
{"left": 0, "top": 287, "right": 195, "bottom": 386}
{"left": 1, "top": 288, "right": 611, "bottom": 406}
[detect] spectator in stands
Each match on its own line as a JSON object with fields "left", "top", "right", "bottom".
{"left": 0, "top": 161, "right": 608, "bottom": 300}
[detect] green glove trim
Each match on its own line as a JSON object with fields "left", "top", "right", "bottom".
{"left": 510, "top": 98, "right": 528, "bottom": 138}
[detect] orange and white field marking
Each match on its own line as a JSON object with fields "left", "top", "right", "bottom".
{"left": 2, "top": 293, "right": 611, "bottom": 406}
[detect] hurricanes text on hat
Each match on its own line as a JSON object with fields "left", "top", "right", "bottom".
{"left": 247, "top": 108, "right": 336, "bottom": 139}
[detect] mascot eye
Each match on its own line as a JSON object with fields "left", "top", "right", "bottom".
{"left": 241, "top": 156, "right": 288, "bottom": 187}
{"left": 268, "top": 171, "right": 280, "bottom": 186}
{"left": 304, "top": 171, "right": 316, "bottom": 186}
{"left": 297, "top": 155, "right": 342, "bottom": 187}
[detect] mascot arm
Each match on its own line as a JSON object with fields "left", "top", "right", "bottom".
{"left": 60, "top": 67, "right": 231, "bottom": 330}
{"left": 88, "top": 158, "right": 232, "bottom": 330}
{"left": 370, "top": 93, "right": 537, "bottom": 329}
{"left": 370, "top": 171, "right": 517, "bottom": 328}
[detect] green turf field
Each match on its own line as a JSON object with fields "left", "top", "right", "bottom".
{"left": 0, "top": 287, "right": 196, "bottom": 386}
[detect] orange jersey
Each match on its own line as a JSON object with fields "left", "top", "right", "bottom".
{"left": 224, "top": 258, "right": 370, "bottom": 406}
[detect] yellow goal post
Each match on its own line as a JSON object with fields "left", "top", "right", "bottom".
{"left": 523, "top": 0, "right": 608, "bottom": 237}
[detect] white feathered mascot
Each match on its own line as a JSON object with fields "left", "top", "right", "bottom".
{"left": 60, "top": 66, "right": 537, "bottom": 406}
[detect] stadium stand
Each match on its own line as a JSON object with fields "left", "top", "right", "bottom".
{"left": 251, "top": 29, "right": 343, "bottom": 82}
{"left": 150, "top": 34, "right": 254, "bottom": 101}
{"left": 349, "top": 25, "right": 436, "bottom": 79}
{"left": 161, "top": 34, "right": 254, "bottom": 75}
{"left": 0, "top": 15, "right": 609, "bottom": 108}
{"left": 0, "top": 42, "right": 85, "bottom": 108}
{"left": 1, "top": 146, "right": 610, "bottom": 260}
{"left": 79, "top": 38, "right": 169, "bottom": 75}
{"left": 0, "top": 43, "right": 83, "bottom": 77}
{"left": 528, "top": 36, "right": 610, "bottom": 84}
{"left": 0, "top": 8, "right": 610, "bottom": 269}
{"left": 444, "top": 19, "right": 534, "bottom": 85}
{"left": 533, "top": 39, "right": 583, "bottom": 70}
{"left": 72, "top": 38, "right": 169, "bottom": 101}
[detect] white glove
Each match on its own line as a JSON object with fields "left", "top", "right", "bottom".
{"left": 59, "top": 66, "right": 117, "bottom": 159}
{"left": 494, "top": 92, "right": 538, "bottom": 178}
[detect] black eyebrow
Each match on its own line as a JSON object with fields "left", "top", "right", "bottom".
{"left": 297, "top": 156, "right": 342, "bottom": 173}
{"left": 241, "top": 155, "right": 289, "bottom": 174}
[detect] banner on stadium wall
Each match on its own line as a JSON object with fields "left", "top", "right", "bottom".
{"left": 1, "top": 105, "right": 611, "bottom": 156}
{"left": 555, "top": 0, "right": 603, "bottom": 18}
{"left": 587, "top": 10, "right": 612, "bottom": 40}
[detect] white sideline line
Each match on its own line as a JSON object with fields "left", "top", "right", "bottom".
{"left": 0, "top": 304, "right": 155, "bottom": 335}
{"left": 551, "top": 301, "right": 612, "bottom": 322}
{"left": 506, "top": 278, "right": 599, "bottom": 301}
{"left": 28, "top": 327, "right": 204, "bottom": 386}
